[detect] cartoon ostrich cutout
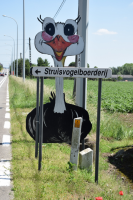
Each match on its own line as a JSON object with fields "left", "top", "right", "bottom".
{"left": 26, "top": 16, "right": 92, "bottom": 144}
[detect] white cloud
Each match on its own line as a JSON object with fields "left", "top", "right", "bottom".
{"left": 130, "top": 2, "right": 133, "bottom": 6}
{"left": 94, "top": 29, "right": 117, "bottom": 35}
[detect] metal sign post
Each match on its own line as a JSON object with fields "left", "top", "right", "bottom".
{"left": 95, "top": 79, "right": 102, "bottom": 183}
{"left": 35, "top": 77, "right": 40, "bottom": 158}
{"left": 38, "top": 77, "right": 44, "bottom": 171}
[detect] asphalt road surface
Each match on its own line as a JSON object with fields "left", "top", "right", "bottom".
{"left": 0, "top": 70, "right": 14, "bottom": 199}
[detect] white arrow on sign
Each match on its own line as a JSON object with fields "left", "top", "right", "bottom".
{"left": 31, "top": 67, "right": 112, "bottom": 79}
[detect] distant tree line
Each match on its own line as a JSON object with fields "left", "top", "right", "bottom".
{"left": 10, "top": 57, "right": 50, "bottom": 77}
{"left": 10, "top": 59, "right": 33, "bottom": 77}
{"left": 69, "top": 62, "right": 133, "bottom": 76}
{"left": 37, "top": 57, "right": 50, "bottom": 67}
{"left": 111, "top": 63, "right": 133, "bottom": 75}
{"left": 69, "top": 62, "right": 90, "bottom": 68}
{"left": 0, "top": 63, "right": 3, "bottom": 71}
{"left": 10, "top": 59, "right": 133, "bottom": 77}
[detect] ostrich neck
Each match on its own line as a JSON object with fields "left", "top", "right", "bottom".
{"left": 52, "top": 56, "right": 66, "bottom": 113}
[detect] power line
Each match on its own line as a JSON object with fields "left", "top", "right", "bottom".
{"left": 53, "top": 0, "right": 66, "bottom": 19}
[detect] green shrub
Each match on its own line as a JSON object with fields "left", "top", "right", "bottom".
{"left": 115, "top": 126, "right": 125, "bottom": 140}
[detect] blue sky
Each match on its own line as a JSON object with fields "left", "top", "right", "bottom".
{"left": 0, "top": 0, "right": 133, "bottom": 68}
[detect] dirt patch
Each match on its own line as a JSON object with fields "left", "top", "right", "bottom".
{"left": 101, "top": 135, "right": 114, "bottom": 141}
{"left": 88, "top": 133, "right": 96, "bottom": 142}
{"left": 108, "top": 147, "right": 133, "bottom": 181}
{"left": 103, "top": 147, "right": 133, "bottom": 192}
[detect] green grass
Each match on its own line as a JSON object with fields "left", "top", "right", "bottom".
{"left": 87, "top": 81, "right": 133, "bottom": 113}
{"left": 43, "top": 79, "right": 133, "bottom": 113}
{"left": 9, "top": 76, "right": 133, "bottom": 200}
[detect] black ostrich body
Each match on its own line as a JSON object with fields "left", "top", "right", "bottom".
{"left": 26, "top": 92, "right": 92, "bottom": 144}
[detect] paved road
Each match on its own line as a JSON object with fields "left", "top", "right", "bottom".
{"left": 0, "top": 70, "right": 14, "bottom": 199}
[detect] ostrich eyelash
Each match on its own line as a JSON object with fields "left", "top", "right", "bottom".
{"left": 37, "top": 15, "right": 44, "bottom": 24}
{"left": 75, "top": 15, "right": 81, "bottom": 24}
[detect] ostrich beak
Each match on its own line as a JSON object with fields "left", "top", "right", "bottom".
{"left": 46, "top": 35, "right": 72, "bottom": 61}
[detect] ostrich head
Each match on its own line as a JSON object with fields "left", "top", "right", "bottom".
{"left": 34, "top": 16, "right": 84, "bottom": 64}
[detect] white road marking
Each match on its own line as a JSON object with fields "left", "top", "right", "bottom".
{"left": 6, "top": 107, "right": 10, "bottom": 112}
{"left": 0, "top": 77, "right": 7, "bottom": 88}
{"left": 0, "top": 160, "right": 10, "bottom": 186}
{"left": 5, "top": 113, "right": 10, "bottom": 119}
{"left": 2, "top": 135, "right": 10, "bottom": 146}
{"left": 4, "top": 121, "right": 10, "bottom": 129}
{"left": 0, "top": 79, "right": 11, "bottom": 186}
{"left": 6, "top": 103, "right": 9, "bottom": 106}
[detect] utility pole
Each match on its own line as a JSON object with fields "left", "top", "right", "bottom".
{"left": 20, "top": 53, "right": 23, "bottom": 77}
{"left": 23, "top": 0, "right": 25, "bottom": 82}
{"left": 29, "top": 38, "right": 31, "bottom": 67}
{"left": 29, "top": 37, "right": 32, "bottom": 79}
{"left": 72, "top": 56, "right": 77, "bottom": 98}
{"left": 76, "top": 0, "right": 89, "bottom": 150}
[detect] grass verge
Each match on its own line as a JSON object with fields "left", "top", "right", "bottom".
{"left": 10, "top": 76, "right": 133, "bottom": 199}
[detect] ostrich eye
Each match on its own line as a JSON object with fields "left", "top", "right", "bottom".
{"left": 45, "top": 23, "right": 55, "bottom": 36}
{"left": 64, "top": 24, "right": 74, "bottom": 36}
